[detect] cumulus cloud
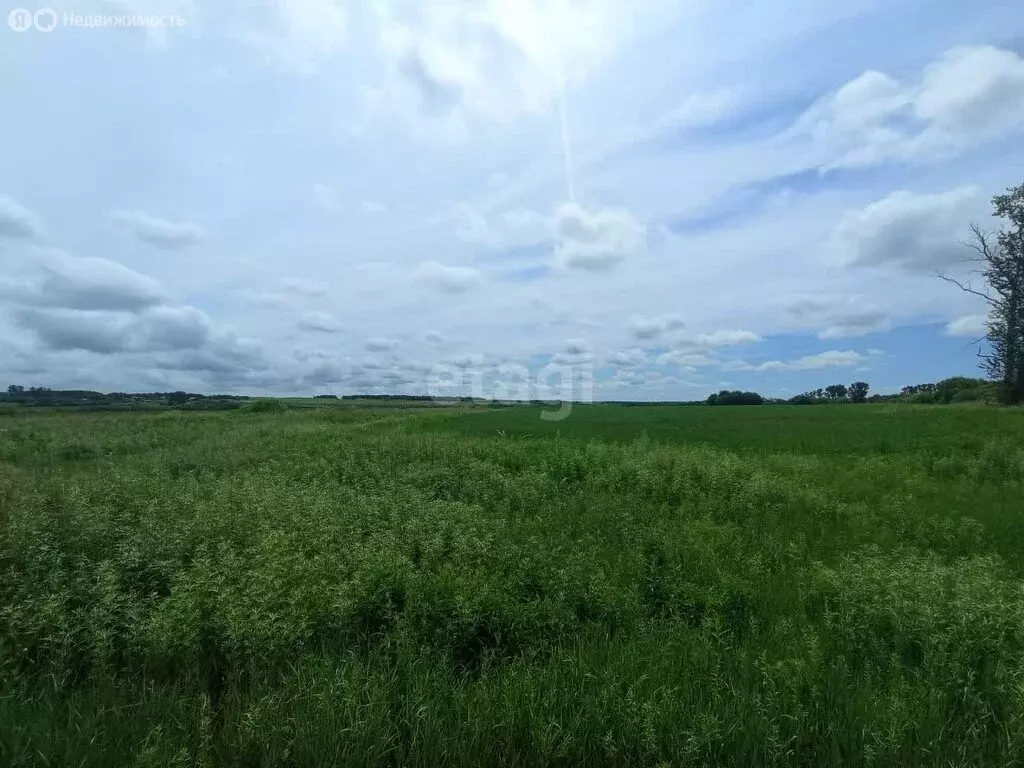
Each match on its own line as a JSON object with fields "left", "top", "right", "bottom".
{"left": 137, "top": 306, "right": 213, "bottom": 351}
{"left": 817, "top": 311, "right": 890, "bottom": 339}
{"left": 791, "top": 350, "right": 868, "bottom": 370}
{"left": 448, "top": 201, "right": 645, "bottom": 273}
{"left": 412, "top": 261, "right": 483, "bottom": 293}
{"left": 424, "top": 330, "right": 447, "bottom": 345}
{"left": 448, "top": 204, "right": 548, "bottom": 249}
{"left": 367, "top": 1, "right": 627, "bottom": 130}
{"left": 793, "top": 45, "right": 1024, "bottom": 169}
{"left": 695, "top": 329, "right": 761, "bottom": 347}
{"left": 14, "top": 305, "right": 212, "bottom": 354}
{"left": 366, "top": 337, "right": 398, "bottom": 352}
{"left": 915, "top": 46, "right": 1024, "bottom": 138}
{"left": 0, "top": 195, "right": 43, "bottom": 240}
{"left": 629, "top": 314, "right": 685, "bottom": 340}
{"left": 297, "top": 311, "right": 341, "bottom": 333}
{"left": 554, "top": 203, "right": 645, "bottom": 271}
{"left": 945, "top": 314, "right": 987, "bottom": 337}
{"left": 607, "top": 348, "right": 647, "bottom": 367}
{"left": 111, "top": 209, "right": 205, "bottom": 249}
{"left": 1, "top": 250, "right": 166, "bottom": 312}
{"left": 156, "top": 331, "right": 269, "bottom": 380}
{"left": 835, "top": 188, "right": 977, "bottom": 272}
{"left": 657, "top": 350, "right": 718, "bottom": 368}
{"left": 727, "top": 350, "right": 866, "bottom": 373}
{"left": 280, "top": 277, "right": 329, "bottom": 297}
{"left": 446, "top": 352, "right": 487, "bottom": 369}
{"left": 14, "top": 309, "right": 132, "bottom": 354}
{"left": 552, "top": 338, "right": 593, "bottom": 365}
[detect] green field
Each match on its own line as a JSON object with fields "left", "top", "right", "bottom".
{"left": 3, "top": 404, "right": 1024, "bottom": 766}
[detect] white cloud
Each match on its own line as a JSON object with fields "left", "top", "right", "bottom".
{"left": 554, "top": 202, "right": 645, "bottom": 271}
{"left": 553, "top": 338, "right": 593, "bottom": 364}
{"left": 794, "top": 45, "right": 1024, "bottom": 169}
{"left": 607, "top": 348, "right": 647, "bottom": 367}
{"left": 111, "top": 209, "right": 205, "bottom": 249}
{"left": 365, "top": 0, "right": 630, "bottom": 132}
{"left": 656, "top": 350, "right": 717, "bottom": 368}
{"left": 728, "top": 350, "right": 866, "bottom": 372}
{"left": 136, "top": 305, "right": 212, "bottom": 351}
{"left": 945, "top": 313, "right": 987, "bottom": 337}
{"left": 366, "top": 337, "right": 398, "bottom": 351}
{"left": 817, "top": 311, "right": 889, "bottom": 339}
{"left": 628, "top": 313, "right": 684, "bottom": 340}
{"left": 447, "top": 352, "right": 486, "bottom": 369}
{"left": 835, "top": 188, "right": 978, "bottom": 272}
{"left": 0, "top": 195, "right": 43, "bottom": 240}
{"left": 791, "top": 350, "right": 866, "bottom": 370}
{"left": 695, "top": 329, "right": 761, "bottom": 347}
{"left": 411, "top": 261, "right": 483, "bottom": 293}
{"left": 14, "top": 309, "right": 132, "bottom": 354}
{"left": 297, "top": 311, "right": 341, "bottom": 333}
{"left": 448, "top": 203, "right": 548, "bottom": 249}
{"left": 915, "top": 46, "right": 1024, "bottom": 137}
{"left": 5, "top": 3, "right": 1022, "bottom": 398}
{"left": 1, "top": 249, "right": 166, "bottom": 312}
{"left": 646, "top": 90, "right": 741, "bottom": 138}
{"left": 157, "top": 331, "right": 269, "bottom": 380}
{"left": 280, "top": 278, "right": 329, "bottom": 297}
{"left": 14, "top": 305, "right": 212, "bottom": 355}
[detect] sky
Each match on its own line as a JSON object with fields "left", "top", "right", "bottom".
{"left": 2, "top": 0, "right": 1024, "bottom": 401}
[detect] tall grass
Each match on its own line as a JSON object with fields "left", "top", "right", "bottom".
{"left": 2, "top": 405, "right": 1023, "bottom": 765}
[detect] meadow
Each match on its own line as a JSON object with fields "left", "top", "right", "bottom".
{"left": 2, "top": 403, "right": 1024, "bottom": 766}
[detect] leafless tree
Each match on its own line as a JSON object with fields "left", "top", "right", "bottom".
{"left": 939, "top": 183, "right": 1024, "bottom": 404}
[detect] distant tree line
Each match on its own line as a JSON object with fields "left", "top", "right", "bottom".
{"left": 705, "top": 377, "right": 995, "bottom": 407}
{"left": 2, "top": 386, "right": 249, "bottom": 410}
{"left": 897, "top": 377, "right": 994, "bottom": 404}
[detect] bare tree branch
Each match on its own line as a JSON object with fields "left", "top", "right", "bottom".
{"left": 934, "top": 272, "right": 998, "bottom": 307}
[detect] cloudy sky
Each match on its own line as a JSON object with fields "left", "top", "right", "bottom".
{"left": 3, "top": 0, "right": 1023, "bottom": 400}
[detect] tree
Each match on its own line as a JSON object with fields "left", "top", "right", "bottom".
{"left": 849, "top": 381, "right": 869, "bottom": 403}
{"left": 940, "top": 182, "right": 1024, "bottom": 404}
{"left": 706, "top": 390, "right": 764, "bottom": 406}
{"left": 7, "top": 385, "right": 24, "bottom": 394}
{"left": 167, "top": 391, "right": 190, "bottom": 406}
{"left": 824, "top": 384, "right": 848, "bottom": 401}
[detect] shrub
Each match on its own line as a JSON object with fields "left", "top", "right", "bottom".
{"left": 241, "top": 398, "right": 287, "bottom": 414}
{"left": 706, "top": 390, "right": 764, "bottom": 406}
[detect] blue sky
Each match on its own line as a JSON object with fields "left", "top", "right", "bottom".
{"left": 1, "top": 0, "right": 1023, "bottom": 400}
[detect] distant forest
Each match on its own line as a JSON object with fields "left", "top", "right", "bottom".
{"left": 0, "top": 376, "right": 997, "bottom": 411}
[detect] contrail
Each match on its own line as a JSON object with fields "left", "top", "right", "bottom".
{"left": 555, "top": 53, "right": 577, "bottom": 204}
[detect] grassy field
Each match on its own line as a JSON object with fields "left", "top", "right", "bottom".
{"left": 2, "top": 404, "right": 1024, "bottom": 766}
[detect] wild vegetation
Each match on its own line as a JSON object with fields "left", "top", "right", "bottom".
{"left": 941, "top": 181, "right": 1024, "bottom": 404}
{"left": 3, "top": 403, "right": 1024, "bottom": 766}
